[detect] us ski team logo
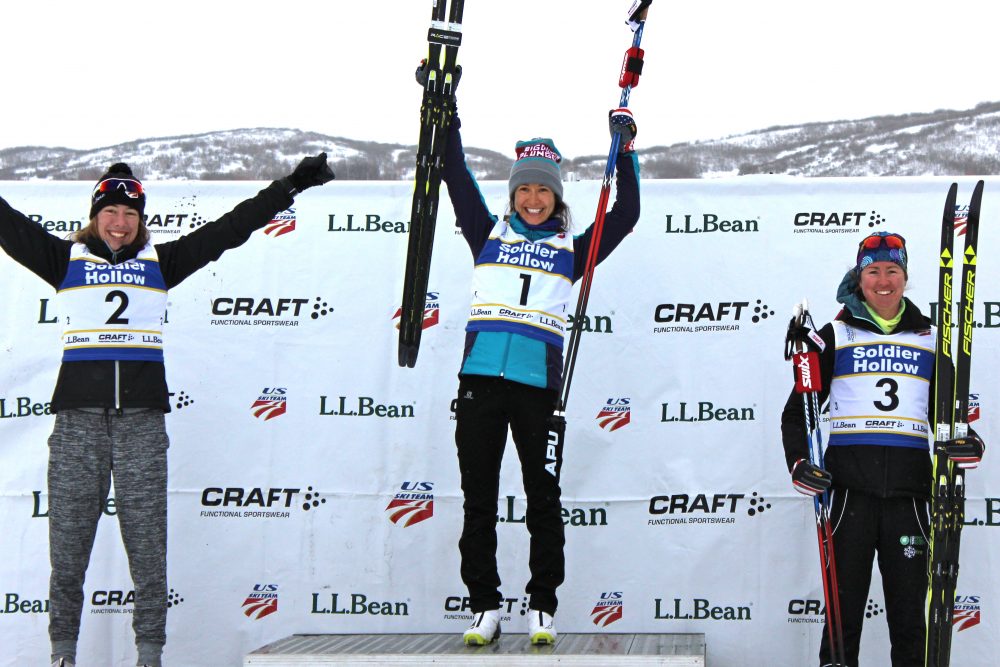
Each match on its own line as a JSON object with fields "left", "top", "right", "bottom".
{"left": 953, "top": 595, "right": 981, "bottom": 632}
{"left": 264, "top": 209, "right": 296, "bottom": 237}
{"left": 242, "top": 584, "right": 278, "bottom": 620}
{"left": 969, "top": 393, "right": 981, "bottom": 423}
{"left": 393, "top": 291, "right": 440, "bottom": 331}
{"left": 251, "top": 388, "right": 287, "bottom": 421}
{"left": 596, "top": 398, "right": 630, "bottom": 431}
{"left": 385, "top": 482, "right": 434, "bottom": 527}
{"left": 591, "top": 592, "right": 623, "bottom": 627}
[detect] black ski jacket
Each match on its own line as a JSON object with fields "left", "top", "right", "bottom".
{"left": 0, "top": 181, "right": 293, "bottom": 412}
{"left": 781, "top": 296, "right": 935, "bottom": 499}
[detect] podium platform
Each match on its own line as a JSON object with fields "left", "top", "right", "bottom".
{"left": 245, "top": 633, "right": 706, "bottom": 666}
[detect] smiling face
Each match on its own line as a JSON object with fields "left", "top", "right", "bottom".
{"left": 859, "top": 261, "right": 907, "bottom": 319}
{"left": 513, "top": 183, "right": 556, "bottom": 226}
{"left": 95, "top": 204, "right": 141, "bottom": 251}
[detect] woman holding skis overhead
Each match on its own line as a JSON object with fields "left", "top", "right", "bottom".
{"left": 781, "top": 231, "right": 985, "bottom": 667}
{"left": 440, "top": 104, "right": 639, "bottom": 646}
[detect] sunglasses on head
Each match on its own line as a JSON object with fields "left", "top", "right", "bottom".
{"left": 92, "top": 178, "right": 144, "bottom": 199}
{"left": 859, "top": 232, "right": 905, "bottom": 250}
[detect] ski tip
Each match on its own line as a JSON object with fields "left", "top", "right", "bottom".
{"left": 398, "top": 344, "right": 419, "bottom": 368}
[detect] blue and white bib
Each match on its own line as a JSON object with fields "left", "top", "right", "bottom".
{"left": 467, "top": 218, "right": 574, "bottom": 347}
{"left": 57, "top": 242, "right": 168, "bottom": 362}
{"left": 828, "top": 320, "right": 934, "bottom": 449}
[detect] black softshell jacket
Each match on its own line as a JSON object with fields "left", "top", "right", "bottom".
{"left": 0, "top": 181, "right": 293, "bottom": 412}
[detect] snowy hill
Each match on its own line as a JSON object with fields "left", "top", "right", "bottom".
{"left": 2, "top": 102, "right": 999, "bottom": 181}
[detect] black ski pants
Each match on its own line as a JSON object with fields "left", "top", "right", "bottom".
{"left": 454, "top": 375, "right": 565, "bottom": 615}
{"left": 820, "top": 489, "right": 930, "bottom": 667}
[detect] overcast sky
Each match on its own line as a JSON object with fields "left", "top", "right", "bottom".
{"left": 4, "top": 1, "right": 999, "bottom": 159}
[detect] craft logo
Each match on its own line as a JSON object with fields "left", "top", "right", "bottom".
{"left": 787, "top": 598, "right": 825, "bottom": 624}
{"left": 169, "top": 390, "right": 195, "bottom": 411}
{"left": 327, "top": 213, "right": 409, "bottom": 233}
{"left": 654, "top": 597, "right": 752, "bottom": 621}
{"left": 0, "top": 395, "right": 53, "bottom": 419}
{"left": 969, "top": 393, "right": 981, "bottom": 423}
{"left": 392, "top": 291, "right": 440, "bottom": 331}
{"left": 653, "top": 300, "right": 774, "bottom": 334}
{"left": 660, "top": 400, "right": 755, "bottom": 423}
{"left": 264, "top": 209, "right": 296, "bottom": 237}
{"left": 591, "top": 592, "right": 623, "bottom": 627}
{"left": 251, "top": 387, "right": 287, "bottom": 421}
{"left": 954, "top": 594, "right": 981, "bottom": 631}
{"left": 243, "top": 584, "right": 279, "bottom": 620}
{"left": 664, "top": 213, "right": 759, "bottom": 234}
{"left": 499, "top": 496, "right": 608, "bottom": 527}
{"left": 209, "top": 295, "right": 333, "bottom": 327}
{"left": 23, "top": 213, "right": 81, "bottom": 234}
{"left": 0, "top": 592, "right": 49, "bottom": 615}
{"left": 443, "top": 595, "right": 528, "bottom": 622}
{"left": 310, "top": 592, "right": 410, "bottom": 616}
{"left": 89, "top": 588, "right": 184, "bottom": 615}
{"left": 90, "top": 588, "right": 136, "bottom": 614}
{"left": 791, "top": 209, "right": 884, "bottom": 234}
{"left": 146, "top": 194, "right": 211, "bottom": 237}
{"left": 199, "top": 485, "right": 326, "bottom": 519}
{"left": 647, "top": 491, "right": 771, "bottom": 526}
{"left": 596, "top": 398, "right": 631, "bottom": 431}
{"left": 385, "top": 482, "right": 434, "bottom": 527}
{"left": 319, "top": 395, "right": 416, "bottom": 418}
{"left": 143, "top": 212, "right": 191, "bottom": 237}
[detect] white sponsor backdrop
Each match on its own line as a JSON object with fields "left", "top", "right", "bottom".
{"left": 0, "top": 176, "right": 997, "bottom": 666}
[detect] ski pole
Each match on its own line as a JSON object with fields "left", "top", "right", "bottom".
{"left": 558, "top": 0, "right": 652, "bottom": 414}
{"left": 785, "top": 300, "right": 846, "bottom": 666}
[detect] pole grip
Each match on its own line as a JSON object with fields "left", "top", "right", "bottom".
{"left": 793, "top": 351, "right": 822, "bottom": 394}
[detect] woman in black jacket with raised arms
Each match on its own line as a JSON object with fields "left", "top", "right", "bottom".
{"left": 0, "top": 155, "right": 333, "bottom": 667}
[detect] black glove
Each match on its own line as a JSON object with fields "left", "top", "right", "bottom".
{"left": 791, "top": 458, "right": 832, "bottom": 497}
{"left": 938, "top": 434, "right": 985, "bottom": 469}
{"left": 415, "top": 58, "right": 462, "bottom": 92}
{"left": 285, "top": 153, "right": 335, "bottom": 194}
{"left": 609, "top": 107, "right": 637, "bottom": 153}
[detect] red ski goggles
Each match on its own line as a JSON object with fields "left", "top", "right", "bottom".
{"left": 858, "top": 231, "right": 906, "bottom": 251}
{"left": 92, "top": 178, "right": 144, "bottom": 199}
{"left": 856, "top": 232, "right": 907, "bottom": 270}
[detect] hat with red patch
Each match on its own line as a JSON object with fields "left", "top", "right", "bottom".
{"left": 509, "top": 138, "right": 563, "bottom": 199}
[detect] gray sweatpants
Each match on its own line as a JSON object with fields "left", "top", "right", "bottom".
{"left": 47, "top": 408, "right": 169, "bottom": 662}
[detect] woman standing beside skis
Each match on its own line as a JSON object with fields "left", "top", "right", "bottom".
{"left": 780, "top": 231, "right": 985, "bottom": 667}
{"left": 440, "top": 104, "right": 640, "bottom": 646}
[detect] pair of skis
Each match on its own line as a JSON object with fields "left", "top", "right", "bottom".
{"left": 398, "top": 0, "right": 651, "bottom": 376}
{"left": 925, "top": 179, "right": 983, "bottom": 667}
{"left": 785, "top": 303, "right": 846, "bottom": 667}
{"left": 398, "top": 0, "right": 465, "bottom": 368}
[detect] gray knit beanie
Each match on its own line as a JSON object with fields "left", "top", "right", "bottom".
{"left": 508, "top": 138, "right": 563, "bottom": 199}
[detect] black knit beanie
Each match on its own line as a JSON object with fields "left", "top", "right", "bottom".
{"left": 90, "top": 162, "right": 146, "bottom": 219}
